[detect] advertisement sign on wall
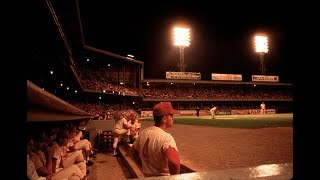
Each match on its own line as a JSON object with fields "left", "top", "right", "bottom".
{"left": 252, "top": 75, "right": 279, "bottom": 82}
{"left": 166, "top": 71, "right": 201, "bottom": 80}
{"left": 211, "top": 73, "right": 242, "bottom": 81}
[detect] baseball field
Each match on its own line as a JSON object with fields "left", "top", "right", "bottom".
{"left": 141, "top": 113, "right": 293, "bottom": 128}
{"left": 139, "top": 113, "right": 293, "bottom": 172}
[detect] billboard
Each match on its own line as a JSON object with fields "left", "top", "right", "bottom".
{"left": 166, "top": 71, "right": 201, "bottom": 80}
{"left": 211, "top": 73, "right": 242, "bottom": 81}
{"left": 252, "top": 75, "right": 279, "bottom": 82}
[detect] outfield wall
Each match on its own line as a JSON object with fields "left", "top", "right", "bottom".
{"left": 140, "top": 109, "right": 276, "bottom": 117}
{"left": 231, "top": 109, "right": 276, "bottom": 115}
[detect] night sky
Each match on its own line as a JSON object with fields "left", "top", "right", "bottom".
{"left": 77, "top": 1, "right": 292, "bottom": 83}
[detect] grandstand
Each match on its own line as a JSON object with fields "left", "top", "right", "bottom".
{"left": 141, "top": 79, "right": 292, "bottom": 112}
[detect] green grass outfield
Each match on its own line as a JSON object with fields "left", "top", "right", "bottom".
{"left": 141, "top": 113, "right": 293, "bottom": 129}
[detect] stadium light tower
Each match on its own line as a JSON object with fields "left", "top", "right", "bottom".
{"left": 254, "top": 35, "right": 269, "bottom": 75}
{"left": 173, "top": 27, "right": 190, "bottom": 72}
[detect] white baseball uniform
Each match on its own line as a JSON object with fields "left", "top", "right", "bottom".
{"left": 133, "top": 126, "right": 178, "bottom": 176}
{"left": 260, "top": 103, "right": 266, "bottom": 114}
{"left": 113, "top": 117, "right": 129, "bottom": 148}
{"left": 210, "top": 107, "right": 217, "bottom": 118}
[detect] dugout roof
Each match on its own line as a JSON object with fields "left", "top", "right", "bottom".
{"left": 27, "top": 80, "right": 93, "bottom": 122}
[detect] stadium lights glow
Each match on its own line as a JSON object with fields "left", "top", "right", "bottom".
{"left": 173, "top": 27, "right": 191, "bottom": 72}
{"left": 60, "top": 83, "right": 63, "bottom": 87}
{"left": 254, "top": 35, "right": 269, "bottom": 53}
{"left": 75, "top": 90, "right": 77, "bottom": 93}
{"left": 67, "top": 87, "right": 69, "bottom": 90}
{"left": 50, "top": 70, "right": 53, "bottom": 74}
{"left": 99, "top": 97, "right": 101, "bottom": 99}
{"left": 127, "top": 54, "right": 134, "bottom": 58}
{"left": 87, "top": 58, "right": 90, "bottom": 62}
{"left": 173, "top": 27, "right": 190, "bottom": 47}
{"left": 254, "top": 35, "right": 269, "bottom": 75}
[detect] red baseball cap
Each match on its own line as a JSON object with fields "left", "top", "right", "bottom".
{"left": 153, "top": 102, "right": 177, "bottom": 116}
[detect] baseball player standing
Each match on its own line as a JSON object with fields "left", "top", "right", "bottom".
{"left": 130, "top": 102, "right": 180, "bottom": 176}
{"left": 260, "top": 102, "right": 266, "bottom": 115}
{"left": 210, "top": 106, "right": 218, "bottom": 119}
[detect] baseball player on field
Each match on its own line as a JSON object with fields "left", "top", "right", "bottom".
{"left": 210, "top": 106, "right": 218, "bottom": 119}
{"left": 260, "top": 102, "right": 266, "bottom": 115}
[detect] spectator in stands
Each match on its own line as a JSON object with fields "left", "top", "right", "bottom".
{"left": 130, "top": 102, "right": 180, "bottom": 176}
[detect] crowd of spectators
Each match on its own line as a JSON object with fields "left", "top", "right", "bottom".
{"left": 73, "top": 64, "right": 292, "bottom": 102}
{"left": 71, "top": 102, "right": 135, "bottom": 120}
{"left": 142, "top": 86, "right": 292, "bottom": 100}
{"left": 70, "top": 65, "right": 293, "bottom": 116}
{"left": 76, "top": 66, "right": 139, "bottom": 96}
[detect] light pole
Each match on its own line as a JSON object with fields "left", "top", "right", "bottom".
{"left": 173, "top": 27, "right": 190, "bottom": 72}
{"left": 254, "top": 35, "right": 269, "bottom": 75}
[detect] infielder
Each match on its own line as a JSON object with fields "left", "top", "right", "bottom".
{"left": 210, "top": 106, "right": 218, "bottom": 119}
{"left": 260, "top": 102, "right": 266, "bottom": 115}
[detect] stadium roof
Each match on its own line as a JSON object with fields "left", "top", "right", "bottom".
{"left": 46, "top": 0, "right": 144, "bottom": 65}
{"left": 29, "top": 0, "right": 143, "bottom": 93}
{"left": 83, "top": 45, "right": 144, "bottom": 65}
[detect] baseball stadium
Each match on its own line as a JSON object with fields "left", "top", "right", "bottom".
{"left": 28, "top": 0, "right": 293, "bottom": 179}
